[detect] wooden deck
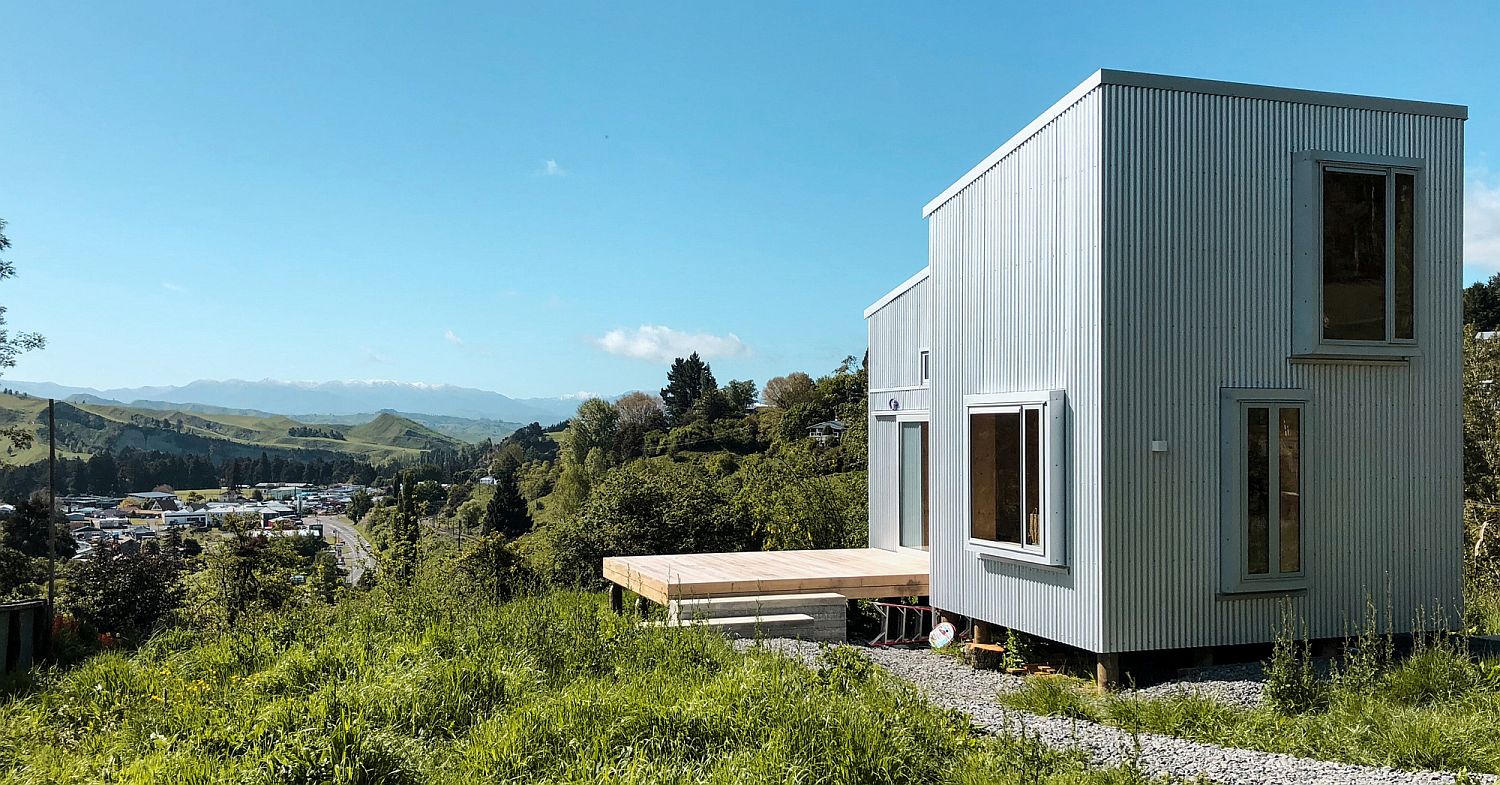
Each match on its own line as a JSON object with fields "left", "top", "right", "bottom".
{"left": 602, "top": 548, "right": 930, "bottom": 605}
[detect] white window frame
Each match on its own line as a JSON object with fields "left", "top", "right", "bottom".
{"left": 896, "top": 415, "right": 930, "bottom": 553}
{"left": 963, "top": 390, "right": 1067, "bottom": 567}
{"left": 1219, "top": 388, "right": 1308, "bottom": 594}
{"left": 919, "top": 349, "right": 930, "bottom": 384}
{"left": 1291, "top": 150, "right": 1423, "bottom": 361}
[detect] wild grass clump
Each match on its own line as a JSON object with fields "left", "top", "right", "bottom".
{"left": 0, "top": 572, "right": 1150, "bottom": 784}
{"left": 998, "top": 601, "right": 1500, "bottom": 774}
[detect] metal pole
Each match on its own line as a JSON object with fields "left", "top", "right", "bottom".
{"left": 47, "top": 399, "right": 57, "bottom": 606}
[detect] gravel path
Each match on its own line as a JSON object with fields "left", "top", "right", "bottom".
{"left": 737, "top": 639, "right": 1493, "bottom": 785}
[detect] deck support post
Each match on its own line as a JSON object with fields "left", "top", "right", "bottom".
{"left": 635, "top": 595, "right": 650, "bottom": 618}
{"left": 609, "top": 584, "right": 624, "bottom": 615}
{"left": 973, "top": 620, "right": 996, "bottom": 645}
{"left": 1096, "top": 653, "right": 1120, "bottom": 691}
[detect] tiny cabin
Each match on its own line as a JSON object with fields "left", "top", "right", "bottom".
{"left": 867, "top": 69, "right": 1466, "bottom": 669}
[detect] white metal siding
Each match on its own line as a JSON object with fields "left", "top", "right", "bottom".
{"left": 927, "top": 88, "right": 1105, "bottom": 652}
{"left": 867, "top": 278, "right": 930, "bottom": 550}
{"left": 1099, "top": 86, "right": 1465, "bottom": 652}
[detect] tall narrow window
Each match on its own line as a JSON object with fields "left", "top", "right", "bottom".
{"left": 898, "top": 421, "right": 929, "bottom": 550}
{"left": 1321, "top": 170, "right": 1387, "bottom": 341}
{"left": 919, "top": 350, "right": 930, "bottom": 383}
{"left": 1222, "top": 391, "right": 1305, "bottom": 592}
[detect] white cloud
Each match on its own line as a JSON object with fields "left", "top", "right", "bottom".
{"left": 541, "top": 159, "right": 566, "bottom": 177}
{"left": 593, "top": 325, "right": 751, "bottom": 364}
{"left": 443, "top": 329, "right": 464, "bottom": 346}
{"left": 1468, "top": 170, "right": 1500, "bottom": 277}
{"left": 362, "top": 347, "right": 391, "bottom": 365}
{"left": 161, "top": 281, "right": 186, "bottom": 292}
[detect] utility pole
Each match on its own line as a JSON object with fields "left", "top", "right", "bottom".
{"left": 46, "top": 399, "right": 58, "bottom": 657}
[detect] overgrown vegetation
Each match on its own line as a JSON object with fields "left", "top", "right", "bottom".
{"left": 1001, "top": 603, "right": 1500, "bottom": 774}
{"left": 1, "top": 569, "right": 1155, "bottom": 784}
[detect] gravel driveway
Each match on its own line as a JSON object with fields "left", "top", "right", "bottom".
{"left": 738, "top": 639, "right": 1492, "bottom": 785}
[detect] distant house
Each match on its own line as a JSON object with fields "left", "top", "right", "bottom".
{"left": 125, "top": 491, "right": 179, "bottom": 511}
{"left": 807, "top": 420, "right": 846, "bottom": 445}
{"left": 478, "top": 476, "right": 498, "bottom": 486}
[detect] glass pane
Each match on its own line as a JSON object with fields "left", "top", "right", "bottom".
{"left": 899, "top": 422, "right": 927, "bottom": 549}
{"left": 969, "top": 413, "right": 997, "bottom": 542}
{"left": 1024, "top": 408, "right": 1041, "bottom": 547}
{"left": 920, "top": 421, "right": 929, "bottom": 548}
{"left": 1395, "top": 173, "right": 1415, "bottom": 340}
{"left": 1322, "top": 169, "right": 1387, "bottom": 341}
{"left": 969, "top": 412, "right": 1022, "bottom": 544}
{"left": 996, "top": 413, "right": 1021, "bottom": 544}
{"left": 1246, "top": 407, "right": 1270, "bottom": 575}
{"left": 1279, "top": 408, "right": 1301, "bottom": 573}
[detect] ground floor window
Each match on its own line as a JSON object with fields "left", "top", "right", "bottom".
{"left": 965, "top": 390, "right": 1065, "bottom": 567}
{"left": 1220, "top": 389, "right": 1306, "bottom": 592}
{"left": 898, "top": 420, "right": 928, "bottom": 549}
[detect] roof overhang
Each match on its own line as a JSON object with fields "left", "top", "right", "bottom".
{"left": 922, "top": 68, "right": 1469, "bottom": 218}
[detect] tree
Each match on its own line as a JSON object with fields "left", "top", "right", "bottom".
{"left": 0, "top": 218, "right": 45, "bottom": 452}
{"left": 482, "top": 457, "right": 531, "bottom": 538}
{"left": 64, "top": 545, "right": 186, "bottom": 642}
{"left": 661, "top": 352, "right": 717, "bottom": 424}
{"left": 763, "top": 372, "right": 814, "bottom": 409}
{"left": 612, "top": 392, "right": 667, "bottom": 461}
{"left": 2, "top": 494, "right": 75, "bottom": 559}
{"left": 565, "top": 398, "right": 619, "bottom": 465}
{"left": 723, "top": 379, "right": 758, "bottom": 413}
{"left": 456, "top": 533, "right": 523, "bottom": 604}
{"left": 347, "top": 489, "right": 373, "bottom": 523}
{"left": 1467, "top": 274, "right": 1500, "bottom": 332}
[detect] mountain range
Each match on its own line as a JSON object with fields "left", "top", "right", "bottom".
{"left": 3, "top": 379, "right": 588, "bottom": 427}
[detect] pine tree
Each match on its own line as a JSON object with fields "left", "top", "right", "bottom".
{"left": 661, "top": 352, "right": 717, "bottom": 425}
{"left": 482, "top": 456, "right": 531, "bottom": 538}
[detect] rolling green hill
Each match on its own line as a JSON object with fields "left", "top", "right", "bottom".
{"left": 0, "top": 392, "right": 461, "bottom": 465}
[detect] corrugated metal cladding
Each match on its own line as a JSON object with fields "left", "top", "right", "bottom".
{"left": 866, "top": 278, "right": 929, "bottom": 550}
{"left": 927, "top": 88, "right": 1106, "bottom": 652}
{"left": 1099, "top": 86, "right": 1465, "bottom": 652}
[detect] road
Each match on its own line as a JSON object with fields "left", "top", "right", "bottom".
{"left": 311, "top": 515, "right": 376, "bottom": 584}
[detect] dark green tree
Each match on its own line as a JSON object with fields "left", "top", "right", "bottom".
{"left": 2, "top": 494, "right": 75, "bottom": 559}
{"left": 661, "top": 352, "right": 717, "bottom": 425}
{"left": 347, "top": 489, "right": 373, "bottom": 523}
{"left": 1466, "top": 273, "right": 1500, "bottom": 332}
{"left": 723, "top": 379, "right": 758, "bottom": 413}
{"left": 482, "top": 456, "right": 531, "bottom": 538}
{"left": 63, "top": 544, "right": 186, "bottom": 642}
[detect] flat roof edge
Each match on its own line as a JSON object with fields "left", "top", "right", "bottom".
{"left": 864, "top": 266, "right": 930, "bottom": 319}
{"left": 921, "top": 69, "right": 1468, "bottom": 219}
{"left": 1098, "top": 69, "right": 1468, "bottom": 121}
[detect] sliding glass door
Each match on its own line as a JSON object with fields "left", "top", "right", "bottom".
{"left": 898, "top": 420, "right": 929, "bottom": 550}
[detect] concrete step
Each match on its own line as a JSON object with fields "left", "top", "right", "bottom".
{"left": 670, "top": 592, "right": 847, "bottom": 622}
{"left": 649, "top": 612, "right": 819, "bottom": 638}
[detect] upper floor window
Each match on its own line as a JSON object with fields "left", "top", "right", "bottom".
{"left": 1293, "top": 152, "right": 1422, "bottom": 359}
{"left": 919, "top": 350, "right": 930, "bottom": 383}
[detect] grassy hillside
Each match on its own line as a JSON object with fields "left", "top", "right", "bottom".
{"left": 0, "top": 393, "right": 461, "bottom": 465}
{"left": 0, "top": 580, "right": 1145, "bottom": 784}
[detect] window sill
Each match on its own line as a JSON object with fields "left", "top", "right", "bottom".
{"left": 966, "top": 538, "right": 1067, "bottom": 570}
{"left": 1218, "top": 580, "right": 1308, "bottom": 598}
{"left": 1290, "top": 343, "right": 1419, "bottom": 365}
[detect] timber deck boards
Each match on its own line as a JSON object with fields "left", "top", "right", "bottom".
{"left": 602, "top": 548, "right": 930, "bottom": 605}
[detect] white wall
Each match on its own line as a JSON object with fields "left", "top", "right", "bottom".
{"left": 867, "top": 275, "right": 929, "bottom": 551}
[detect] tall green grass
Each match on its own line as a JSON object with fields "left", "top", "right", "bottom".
{"left": 0, "top": 579, "right": 1150, "bottom": 784}
{"left": 1000, "top": 645, "right": 1500, "bottom": 774}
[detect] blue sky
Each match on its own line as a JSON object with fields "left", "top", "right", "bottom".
{"left": 2, "top": 1, "right": 1497, "bottom": 398}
